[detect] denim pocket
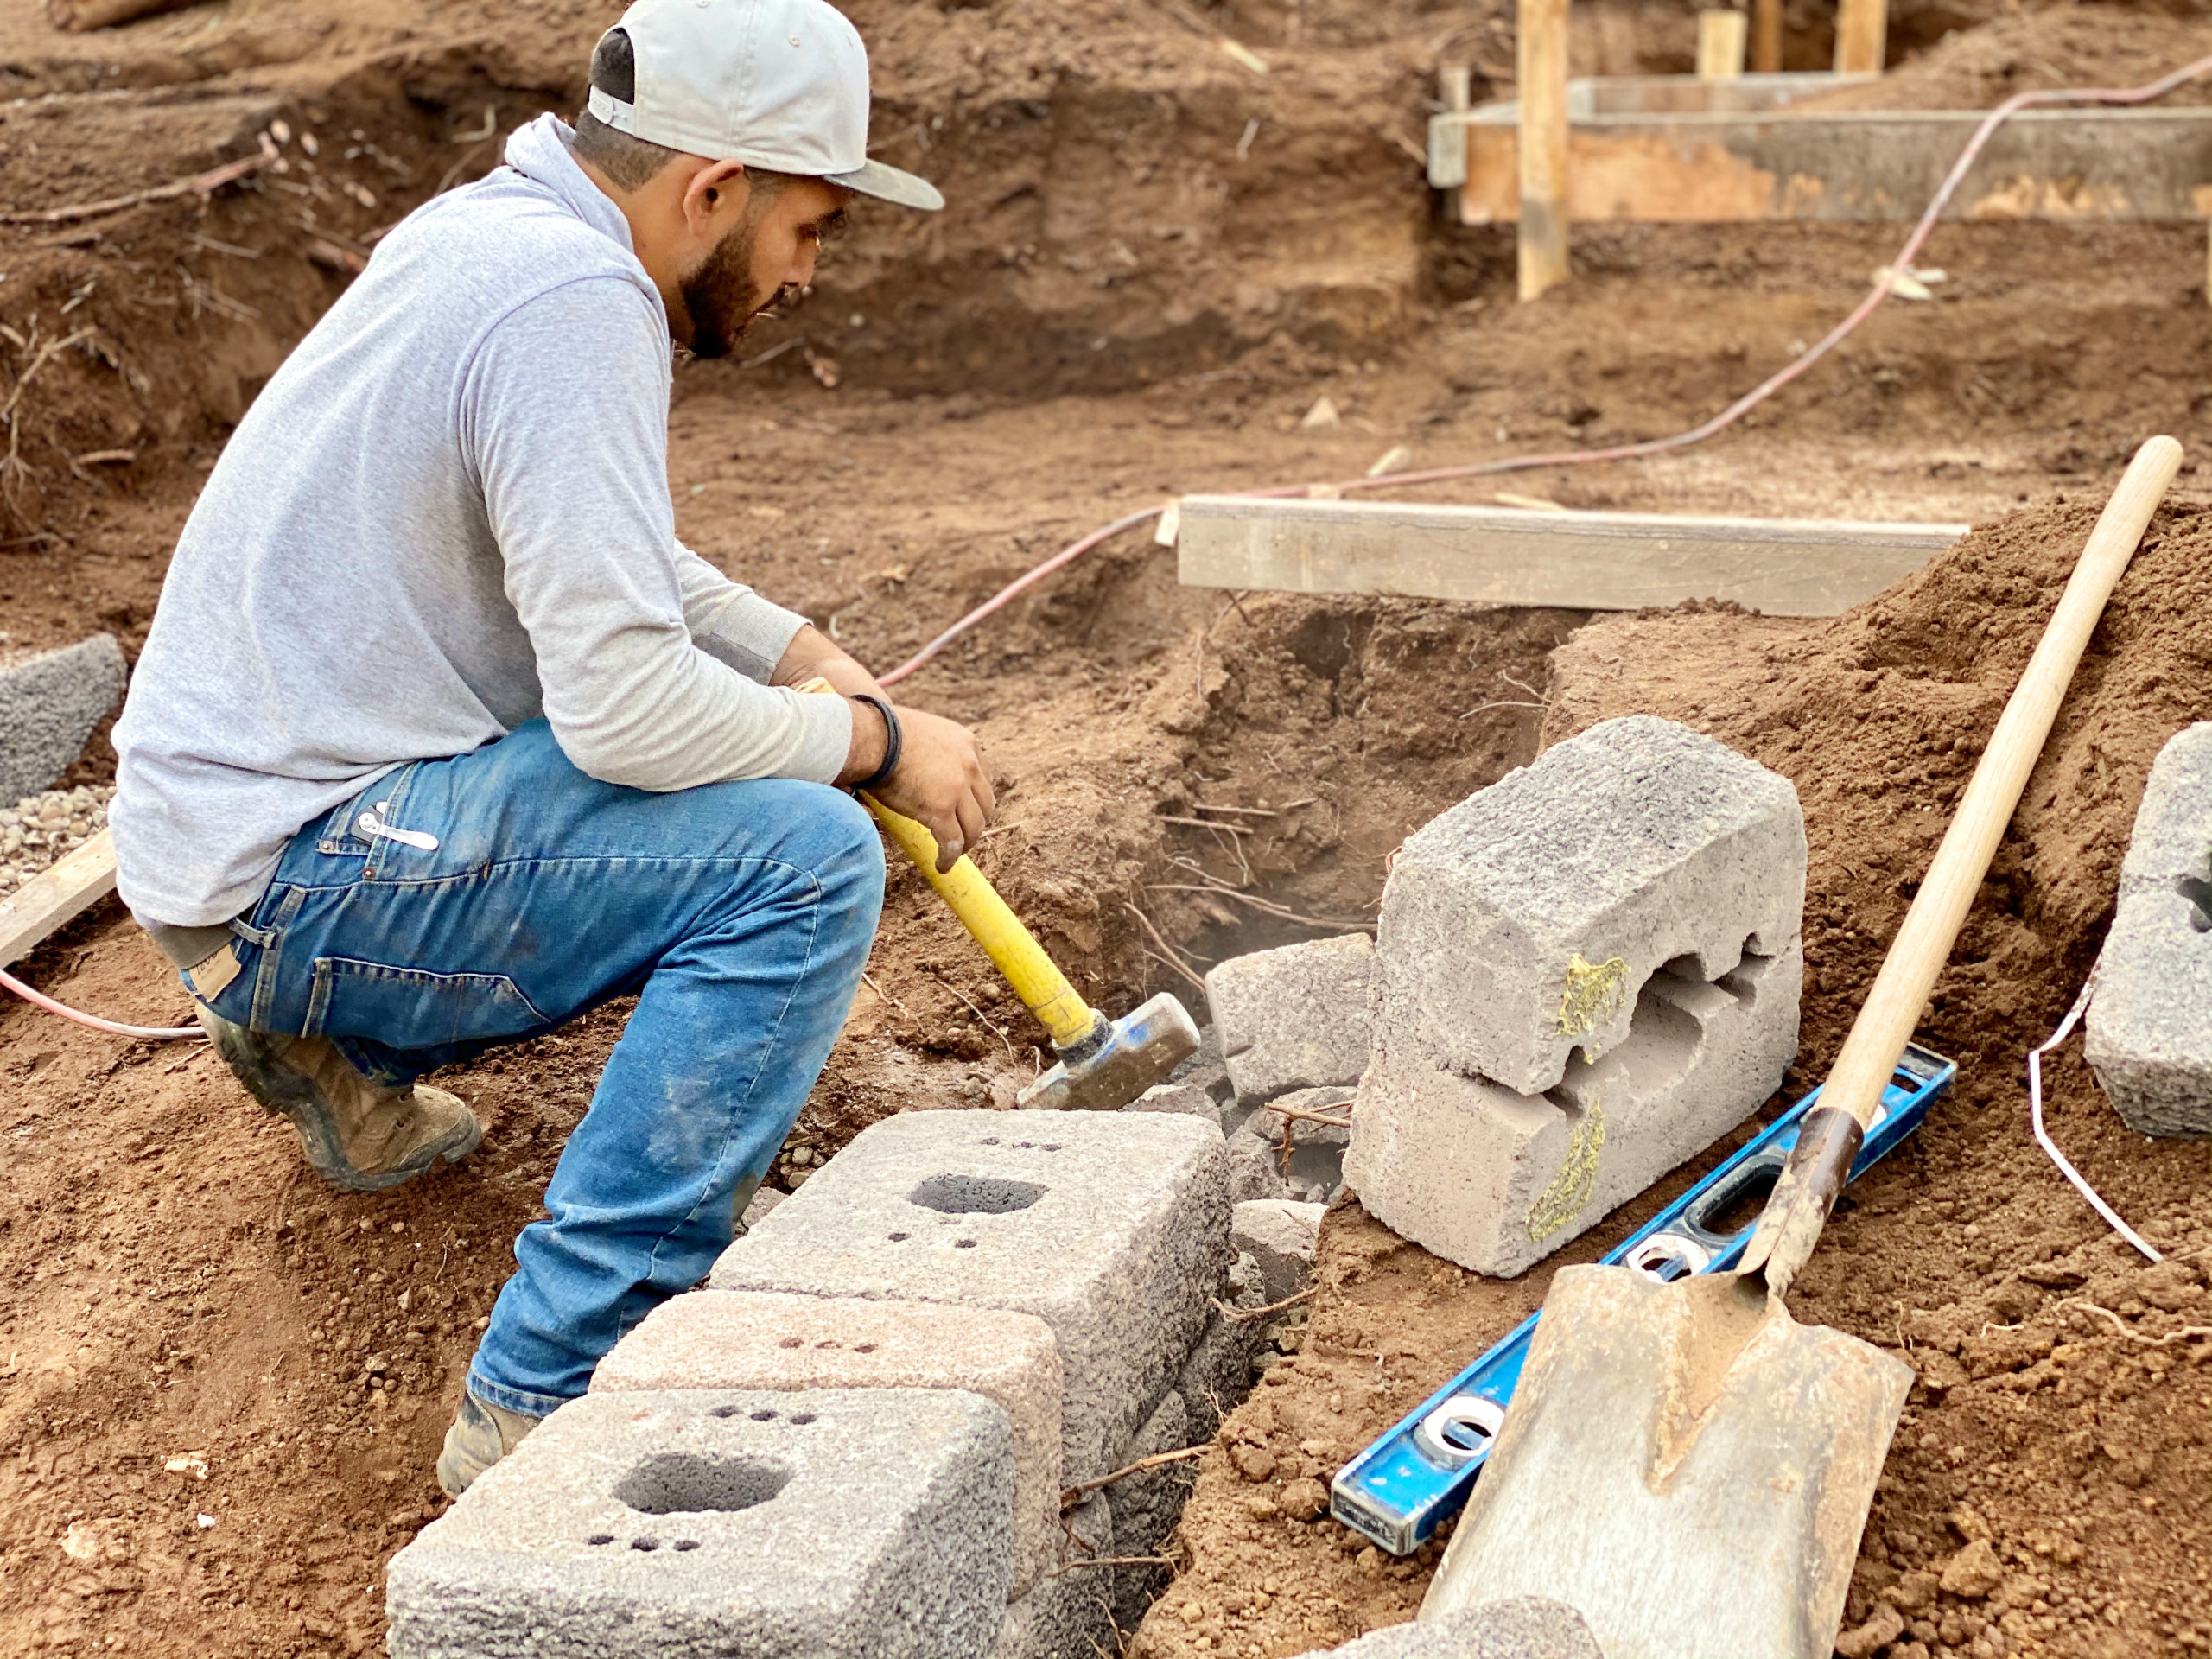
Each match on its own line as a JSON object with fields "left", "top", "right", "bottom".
{"left": 303, "top": 957, "right": 548, "bottom": 1049}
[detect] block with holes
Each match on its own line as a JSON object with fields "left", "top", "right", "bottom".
{"left": 2087, "top": 721, "right": 2212, "bottom": 1135}
{"left": 1347, "top": 940, "right": 1802, "bottom": 1277}
{"left": 1371, "top": 715, "right": 1805, "bottom": 1096}
{"left": 385, "top": 1389, "right": 1013, "bottom": 1659}
{"left": 709, "top": 1109, "right": 1231, "bottom": 1481}
{"left": 591, "top": 1289, "right": 1064, "bottom": 1595}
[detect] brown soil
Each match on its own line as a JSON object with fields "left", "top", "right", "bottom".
{"left": 5, "top": 0, "right": 2212, "bottom": 1654}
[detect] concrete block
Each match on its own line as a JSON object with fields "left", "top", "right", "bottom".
{"left": 0, "top": 635, "right": 124, "bottom": 806}
{"left": 2088, "top": 722, "right": 2212, "bottom": 1136}
{"left": 1347, "top": 943, "right": 1802, "bottom": 1276}
{"left": 1128, "top": 1066, "right": 1237, "bottom": 1132}
{"left": 1106, "top": 1389, "right": 1193, "bottom": 1632}
{"left": 592, "top": 1290, "right": 1064, "bottom": 1595}
{"left": 1284, "top": 1599, "right": 1604, "bottom": 1658}
{"left": 1232, "top": 1198, "right": 1325, "bottom": 1302}
{"left": 709, "top": 1109, "right": 1231, "bottom": 1480}
{"left": 1375, "top": 715, "right": 1804, "bottom": 1096}
{"left": 386, "top": 1388, "right": 1013, "bottom": 1659}
{"left": 990, "top": 1494, "right": 1115, "bottom": 1659}
{"left": 1207, "top": 932, "right": 1376, "bottom": 1102}
{"left": 1243, "top": 1087, "right": 1354, "bottom": 1202}
{"left": 1174, "top": 1293, "right": 1266, "bottom": 1439}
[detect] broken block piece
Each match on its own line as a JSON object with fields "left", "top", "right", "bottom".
{"left": 1374, "top": 715, "right": 1804, "bottom": 1096}
{"left": 709, "top": 1110, "right": 1230, "bottom": 1480}
{"left": 386, "top": 1388, "right": 1013, "bottom": 1659}
{"left": 0, "top": 635, "right": 124, "bottom": 805}
{"left": 2087, "top": 722, "right": 2212, "bottom": 1136}
{"left": 1206, "top": 932, "right": 1376, "bottom": 1102}
{"left": 592, "top": 1290, "right": 1064, "bottom": 1595}
{"left": 1347, "top": 942, "right": 1802, "bottom": 1276}
{"left": 1232, "top": 1198, "right": 1325, "bottom": 1303}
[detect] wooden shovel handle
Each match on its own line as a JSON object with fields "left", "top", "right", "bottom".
{"left": 1744, "top": 435, "right": 2182, "bottom": 1297}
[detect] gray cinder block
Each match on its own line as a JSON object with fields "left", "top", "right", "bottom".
{"left": 386, "top": 1388, "right": 1014, "bottom": 1659}
{"left": 1347, "top": 944, "right": 1802, "bottom": 1277}
{"left": 0, "top": 635, "right": 124, "bottom": 805}
{"left": 989, "top": 1493, "right": 1115, "bottom": 1659}
{"left": 1232, "top": 1198, "right": 1326, "bottom": 1303}
{"left": 1374, "top": 716, "right": 1804, "bottom": 1096}
{"left": 1174, "top": 1297, "right": 1264, "bottom": 1439}
{"left": 709, "top": 1110, "right": 1231, "bottom": 1480}
{"left": 1284, "top": 1599, "right": 1604, "bottom": 1658}
{"left": 591, "top": 1290, "right": 1064, "bottom": 1595}
{"left": 1206, "top": 932, "right": 1376, "bottom": 1102}
{"left": 1106, "top": 1390, "right": 1193, "bottom": 1632}
{"left": 2087, "top": 722, "right": 2212, "bottom": 1136}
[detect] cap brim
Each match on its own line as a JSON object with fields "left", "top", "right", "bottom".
{"left": 824, "top": 157, "right": 944, "bottom": 212}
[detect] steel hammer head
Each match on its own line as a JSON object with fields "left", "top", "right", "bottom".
{"left": 1016, "top": 992, "right": 1201, "bottom": 1112}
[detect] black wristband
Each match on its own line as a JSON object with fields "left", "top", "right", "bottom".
{"left": 851, "top": 695, "right": 902, "bottom": 791}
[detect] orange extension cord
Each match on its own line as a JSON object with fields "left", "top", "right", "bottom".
{"left": 8, "top": 52, "right": 2211, "bottom": 1043}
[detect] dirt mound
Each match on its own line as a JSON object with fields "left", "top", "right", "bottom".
{"left": 1146, "top": 486, "right": 2212, "bottom": 1656}
{"left": 1804, "top": 7, "right": 2212, "bottom": 109}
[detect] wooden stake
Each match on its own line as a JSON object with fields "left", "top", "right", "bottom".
{"left": 1516, "top": 0, "right": 1570, "bottom": 301}
{"left": 1834, "top": 0, "right": 1886, "bottom": 74}
{"left": 1696, "top": 10, "right": 1747, "bottom": 79}
{"left": 1751, "top": 0, "right": 1783, "bottom": 72}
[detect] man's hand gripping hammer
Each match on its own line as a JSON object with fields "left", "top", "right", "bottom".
{"left": 800, "top": 681, "right": 1199, "bottom": 1109}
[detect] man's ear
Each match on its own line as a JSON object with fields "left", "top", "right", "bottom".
{"left": 681, "top": 158, "right": 753, "bottom": 237}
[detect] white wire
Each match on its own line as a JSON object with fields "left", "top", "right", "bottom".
{"left": 2027, "top": 978, "right": 2162, "bottom": 1263}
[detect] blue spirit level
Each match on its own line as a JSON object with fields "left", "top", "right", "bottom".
{"left": 1330, "top": 1044, "right": 1955, "bottom": 1555}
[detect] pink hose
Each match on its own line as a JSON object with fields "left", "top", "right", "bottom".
{"left": 876, "top": 53, "right": 2212, "bottom": 688}
{"left": 0, "top": 963, "right": 204, "bottom": 1041}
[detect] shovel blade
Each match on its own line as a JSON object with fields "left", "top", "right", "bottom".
{"left": 1423, "top": 1265, "right": 1910, "bottom": 1659}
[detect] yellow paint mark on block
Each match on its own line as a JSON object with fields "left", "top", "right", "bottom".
{"left": 1527, "top": 1096, "right": 1605, "bottom": 1243}
{"left": 1555, "top": 952, "right": 1628, "bottom": 1038}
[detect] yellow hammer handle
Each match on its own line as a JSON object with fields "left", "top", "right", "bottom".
{"left": 793, "top": 677, "right": 1097, "bottom": 1047}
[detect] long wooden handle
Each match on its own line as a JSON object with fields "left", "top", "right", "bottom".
{"left": 1744, "top": 435, "right": 2181, "bottom": 1297}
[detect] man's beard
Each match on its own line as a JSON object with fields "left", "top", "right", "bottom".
{"left": 678, "top": 219, "right": 783, "bottom": 361}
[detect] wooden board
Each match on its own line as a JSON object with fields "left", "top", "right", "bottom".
{"left": 1173, "top": 496, "right": 1967, "bottom": 616}
{"left": 0, "top": 829, "right": 118, "bottom": 969}
{"left": 1435, "top": 101, "right": 2212, "bottom": 224}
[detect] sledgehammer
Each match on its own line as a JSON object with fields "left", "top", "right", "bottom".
{"left": 798, "top": 679, "right": 1199, "bottom": 1108}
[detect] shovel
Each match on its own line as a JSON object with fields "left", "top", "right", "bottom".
{"left": 1421, "top": 435, "right": 2183, "bottom": 1659}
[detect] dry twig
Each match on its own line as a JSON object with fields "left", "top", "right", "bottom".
{"left": 1213, "top": 1287, "right": 1318, "bottom": 1324}
{"left": 0, "top": 143, "right": 272, "bottom": 226}
{"left": 2062, "top": 1300, "right": 2212, "bottom": 1348}
{"left": 1122, "top": 901, "right": 1205, "bottom": 992}
{"left": 1060, "top": 1444, "right": 1210, "bottom": 1508}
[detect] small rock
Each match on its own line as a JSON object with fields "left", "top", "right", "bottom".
{"left": 1299, "top": 395, "right": 1340, "bottom": 431}
{"left": 1230, "top": 1443, "right": 1276, "bottom": 1484}
{"left": 1277, "top": 1478, "right": 1328, "bottom": 1522}
{"left": 1889, "top": 1569, "right": 1942, "bottom": 1613}
{"left": 1939, "top": 1538, "right": 2005, "bottom": 1600}
{"left": 1834, "top": 1601, "right": 1904, "bottom": 1658}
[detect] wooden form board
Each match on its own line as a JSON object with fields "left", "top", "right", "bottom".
{"left": 1429, "top": 86, "right": 2212, "bottom": 224}
{"left": 0, "top": 830, "right": 118, "bottom": 969}
{"left": 1173, "top": 496, "right": 1967, "bottom": 616}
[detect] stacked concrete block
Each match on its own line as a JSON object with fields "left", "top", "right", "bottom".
{"left": 2087, "top": 722, "right": 2212, "bottom": 1135}
{"left": 1174, "top": 1286, "right": 1268, "bottom": 1438}
{"left": 386, "top": 1388, "right": 1014, "bottom": 1659}
{"left": 592, "top": 1290, "right": 1065, "bottom": 1595}
{"left": 991, "top": 1494, "right": 1115, "bottom": 1659}
{"left": 709, "top": 1109, "right": 1231, "bottom": 1483}
{"left": 1284, "top": 1599, "right": 1605, "bottom": 1658}
{"left": 1348, "top": 717, "right": 1805, "bottom": 1276}
{"left": 1206, "top": 932, "right": 1376, "bottom": 1102}
{"left": 0, "top": 635, "right": 124, "bottom": 806}
{"left": 1106, "top": 1390, "right": 1193, "bottom": 1632}
{"left": 1232, "top": 1198, "right": 1325, "bottom": 1302}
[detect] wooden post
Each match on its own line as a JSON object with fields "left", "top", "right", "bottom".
{"left": 1516, "top": 0, "right": 1570, "bottom": 302}
{"left": 1834, "top": 0, "right": 1886, "bottom": 74}
{"left": 1751, "top": 0, "right": 1783, "bottom": 72}
{"left": 1696, "top": 10, "right": 1747, "bottom": 79}
{"left": 1440, "top": 63, "right": 1473, "bottom": 222}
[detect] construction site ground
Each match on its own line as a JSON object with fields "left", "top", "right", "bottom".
{"left": 4, "top": 0, "right": 2212, "bottom": 1655}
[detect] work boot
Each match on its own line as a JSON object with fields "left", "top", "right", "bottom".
{"left": 436, "top": 1388, "right": 543, "bottom": 1497}
{"left": 197, "top": 1006, "right": 481, "bottom": 1192}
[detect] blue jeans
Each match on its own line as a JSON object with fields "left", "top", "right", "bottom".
{"left": 199, "top": 719, "right": 885, "bottom": 1415}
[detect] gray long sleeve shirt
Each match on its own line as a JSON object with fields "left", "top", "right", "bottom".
{"left": 111, "top": 116, "right": 851, "bottom": 928}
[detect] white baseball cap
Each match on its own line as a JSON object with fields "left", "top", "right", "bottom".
{"left": 585, "top": 0, "right": 942, "bottom": 211}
